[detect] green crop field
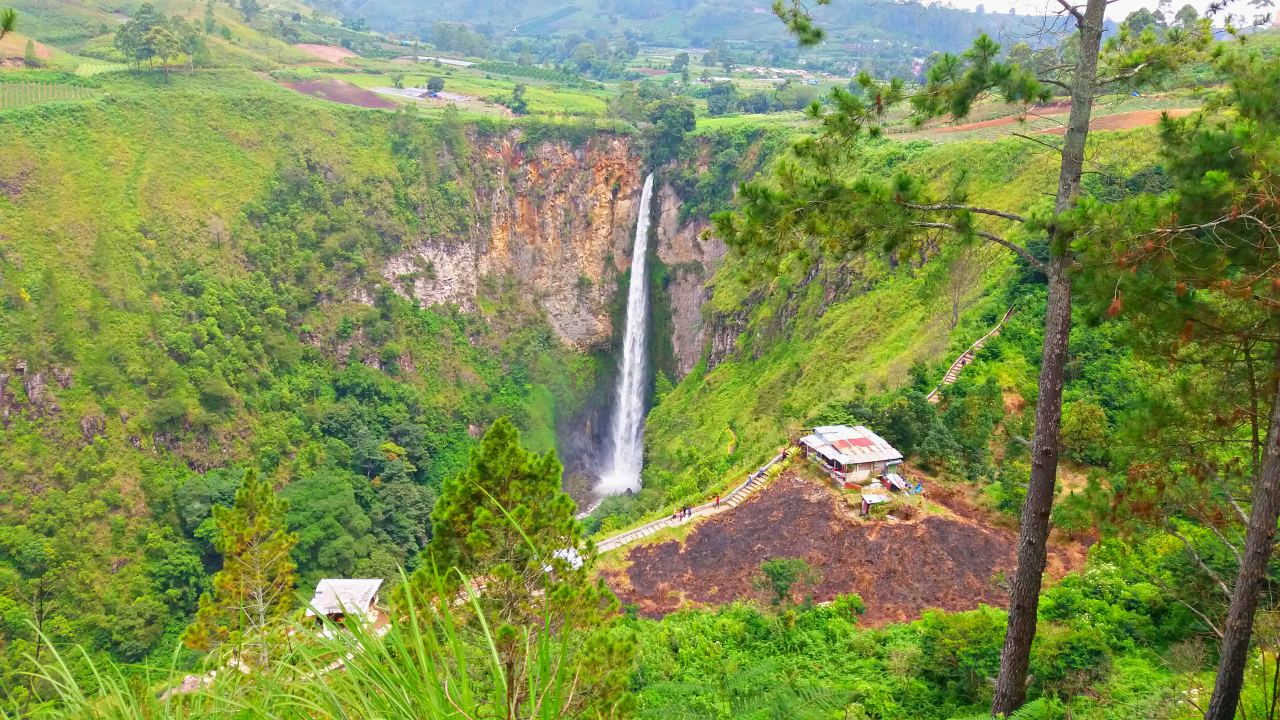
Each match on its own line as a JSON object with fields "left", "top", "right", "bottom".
{"left": 73, "top": 60, "right": 129, "bottom": 76}
{"left": 308, "top": 67, "right": 611, "bottom": 116}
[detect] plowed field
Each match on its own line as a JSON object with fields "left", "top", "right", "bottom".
{"left": 605, "top": 472, "right": 1082, "bottom": 625}
{"left": 283, "top": 78, "right": 396, "bottom": 109}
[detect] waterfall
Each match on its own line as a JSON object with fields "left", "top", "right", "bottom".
{"left": 598, "top": 173, "right": 655, "bottom": 495}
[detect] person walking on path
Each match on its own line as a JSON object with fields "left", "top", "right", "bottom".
{"left": 715, "top": 494, "right": 720, "bottom": 508}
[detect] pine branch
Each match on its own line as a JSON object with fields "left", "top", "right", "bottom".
{"left": 1167, "top": 523, "right": 1234, "bottom": 599}
{"left": 909, "top": 221, "right": 1047, "bottom": 271}
{"left": 901, "top": 202, "right": 1028, "bottom": 223}
{"left": 1055, "top": 0, "right": 1085, "bottom": 22}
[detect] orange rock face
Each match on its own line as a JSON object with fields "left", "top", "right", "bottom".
{"left": 383, "top": 131, "right": 644, "bottom": 349}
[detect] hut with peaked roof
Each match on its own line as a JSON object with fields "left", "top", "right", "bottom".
{"left": 798, "top": 425, "right": 904, "bottom": 485}
{"left": 305, "top": 578, "right": 385, "bottom": 627}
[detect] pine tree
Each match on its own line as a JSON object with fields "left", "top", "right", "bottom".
{"left": 182, "top": 469, "right": 297, "bottom": 668}
{"left": 1092, "top": 51, "right": 1280, "bottom": 720}
{"left": 0, "top": 8, "right": 16, "bottom": 42}
{"left": 400, "top": 417, "right": 632, "bottom": 717}
{"left": 719, "top": 3, "right": 1212, "bottom": 713}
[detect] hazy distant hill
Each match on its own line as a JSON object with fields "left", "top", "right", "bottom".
{"left": 328, "top": 0, "right": 1053, "bottom": 55}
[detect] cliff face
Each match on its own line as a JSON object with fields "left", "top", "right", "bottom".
{"left": 654, "top": 180, "right": 725, "bottom": 378}
{"left": 383, "top": 132, "right": 645, "bottom": 350}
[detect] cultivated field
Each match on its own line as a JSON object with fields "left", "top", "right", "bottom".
{"left": 891, "top": 93, "right": 1204, "bottom": 142}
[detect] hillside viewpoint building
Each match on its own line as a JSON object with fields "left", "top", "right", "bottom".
{"left": 799, "top": 425, "right": 903, "bottom": 485}
{"left": 305, "top": 578, "right": 386, "bottom": 627}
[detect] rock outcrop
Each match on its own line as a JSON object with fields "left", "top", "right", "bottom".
{"left": 0, "top": 360, "right": 65, "bottom": 427}
{"left": 383, "top": 132, "right": 645, "bottom": 350}
{"left": 654, "top": 181, "right": 725, "bottom": 378}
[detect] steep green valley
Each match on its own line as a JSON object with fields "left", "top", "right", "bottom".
{"left": 4, "top": 0, "right": 1280, "bottom": 716}
{"left": 0, "top": 69, "right": 651, "bottom": 683}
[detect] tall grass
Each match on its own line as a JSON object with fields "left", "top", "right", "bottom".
{"left": 5, "top": 567, "right": 586, "bottom": 720}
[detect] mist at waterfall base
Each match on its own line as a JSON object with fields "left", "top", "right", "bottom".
{"left": 596, "top": 173, "right": 655, "bottom": 496}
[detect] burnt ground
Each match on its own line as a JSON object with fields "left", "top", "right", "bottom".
{"left": 604, "top": 472, "right": 1082, "bottom": 626}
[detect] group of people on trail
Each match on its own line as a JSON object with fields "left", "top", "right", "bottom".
{"left": 673, "top": 494, "right": 723, "bottom": 522}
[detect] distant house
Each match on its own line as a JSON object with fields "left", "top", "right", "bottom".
{"left": 305, "top": 578, "right": 386, "bottom": 627}
{"left": 415, "top": 55, "right": 474, "bottom": 68}
{"left": 798, "top": 425, "right": 903, "bottom": 484}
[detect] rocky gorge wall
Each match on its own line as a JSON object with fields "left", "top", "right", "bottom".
{"left": 381, "top": 131, "right": 648, "bottom": 351}
{"left": 378, "top": 128, "right": 729, "bottom": 387}
{"left": 654, "top": 180, "right": 724, "bottom": 379}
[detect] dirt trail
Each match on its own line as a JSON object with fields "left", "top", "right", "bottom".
{"left": 605, "top": 472, "right": 1081, "bottom": 625}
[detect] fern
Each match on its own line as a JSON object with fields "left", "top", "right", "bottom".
{"left": 639, "top": 659, "right": 852, "bottom": 719}
{"left": 948, "top": 698, "right": 1065, "bottom": 720}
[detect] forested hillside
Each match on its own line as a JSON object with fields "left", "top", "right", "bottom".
{"left": 325, "top": 0, "right": 1049, "bottom": 61}
{"left": 0, "top": 70, "right": 649, "bottom": 687}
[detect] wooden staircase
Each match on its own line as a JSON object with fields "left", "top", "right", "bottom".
{"left": 927, "top": 305, "right": 1016, "bottom": 405}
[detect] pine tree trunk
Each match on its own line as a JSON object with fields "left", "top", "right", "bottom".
{"left": 1205, "top": 353, "right": 1280, "bottom": 720}
{"left": 990, "top": 0, "right": 1106, "bottom": 713}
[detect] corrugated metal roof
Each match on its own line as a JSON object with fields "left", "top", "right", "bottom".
{"left": 306, "top": 579, "right": 383, "bottom": 617}
{"left": 806, "top": 425, "right": 903, "bottom": 466}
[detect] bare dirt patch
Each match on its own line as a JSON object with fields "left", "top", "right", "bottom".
{"left": 283, "top": 78, "right": 396, "bottom": 109}
{"left": 604, "top": 472, "right": 1081, "bottom": 626}
{"left": 930, "top": 100, "right": 1071, "bottom": 134}
{"left": 1040, "top": 108, "right": 1195, "bottom": 134}
{"left": 0, "top": 33, "right": 54, "bottom": 61}
{"left": 293, "top": 44, "right": 358, "bottom": 63}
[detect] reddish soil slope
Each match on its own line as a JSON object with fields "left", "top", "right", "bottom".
{"left": 294, "top": 43, "right": 358, "bottom": 63}
{"left": 0, "top": 33, "right": 54, "bottom": 61}
{"left": 605, "top": 472, "right": 1081, "bottom": 626}
{"left": 283, "top": 78, "right": 396, "bottom": 109}
{"left": 1040, "top": 108, "right": 1195, "bottom": 134}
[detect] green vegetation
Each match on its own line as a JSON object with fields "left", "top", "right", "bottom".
{"left": 5, "top": 550, "right": 610, "bottom": 719}
{"left": 337, "top": 0, "right": 1056, "bottom": 80}
{"left": 0, "top": 79, "right": 97, "bottom": 110}
{"left": 5, "top": 0, "right": 1280, "bottom": 715}
{"left": 403, "top": 418, "right": 632, "bottom": 715}
{"left": 754, "top": 557, "right": 820, "bottom": 606}
{"left": 0, "top": 70, "right": 605, "bottom": 700}
{"left": 0, "top": 8, "right": 15, "bottom": 42}
{"left": 628, "top": 551, "right": 1195, "bottom": 718}
{"left": 181, "top": 470, "right": 297, "bottom": 666}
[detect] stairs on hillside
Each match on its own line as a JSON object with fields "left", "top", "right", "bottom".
{"left": 927, "top": 306, "right": 1016, "bottom": 404}
{"left": 593, "top": 451, "right": 785, "bottom": 554}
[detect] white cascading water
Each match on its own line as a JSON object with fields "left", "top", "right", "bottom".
{"left": 597, "top": 173, "right": 655, "bottom": 495}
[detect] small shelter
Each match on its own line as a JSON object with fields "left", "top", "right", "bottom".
{"left": 798, "top": 425, "right": 904, "bottom": 485}
{"left": 306, "top": 578, "right": 385, "bottom": 626}
{"left": 860, "top": 493, "right": 891, "bottom": 516}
